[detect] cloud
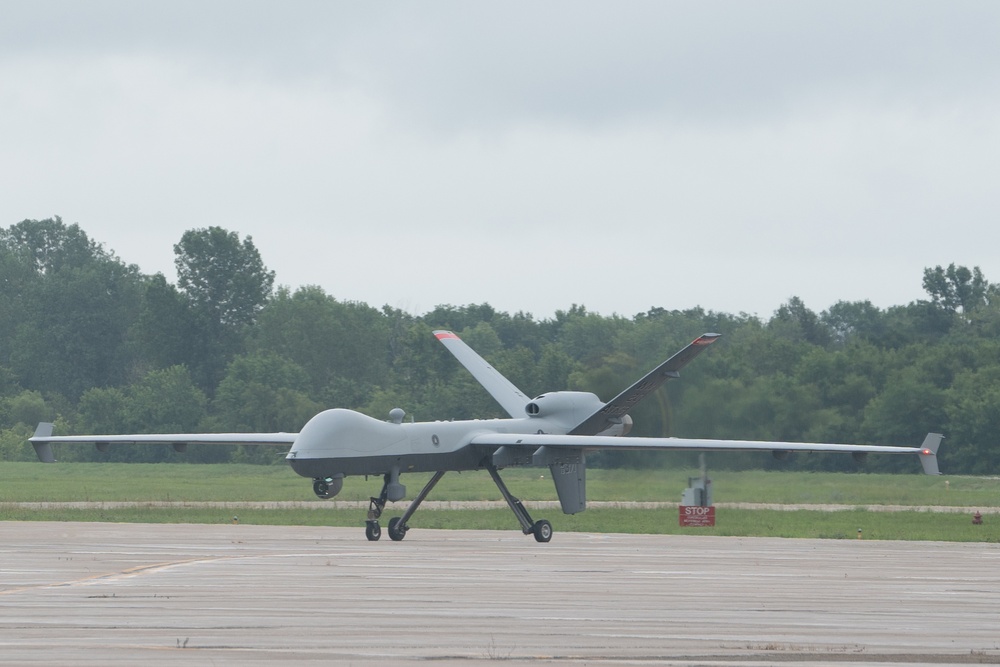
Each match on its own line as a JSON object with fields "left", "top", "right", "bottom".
{"left": 2, "top": 1, "right": 999, "bottom": 318}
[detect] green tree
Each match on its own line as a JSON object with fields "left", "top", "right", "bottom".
{"left": 821, "top": 300, "right": 886, "bottom": 345}
{"left": 553, "top": 306, "right": 631, "bottom": 365}
{"left": 969, "top": 291, "right": 1000, "bottom": 338}
{"left": 0, "top": 242, "right": 33, "bottom": 360}
{"left": 126, "top": 366, "right": 207, "bottom": 434}
{"left": 69, "top": 367, "right": 208, "bottom": 463}
{"left": 769, "top": 297, "right": 831, "bottom": 346}
{"left": 213, "top": 352, "right": 321, "bottom": 433}
{"left": 252, "top": 286, "right": 390, "bottom": 406}
{"left": 174, "top": 227, "right": 275, "bottom": 328}
{"left": 130, "top": 274, "right": 199, "bottom": 373}
{"left": 2, "top": 216, "right": 102, "bottom": 274}
{"left": 880, "top": 301, "right": 956, "bottom": 346}
{"left": 1, "top": 390, "right": 51, "bottom": 428}
{"left": 922, "top": 264, "right": 991, "bottom": 318}
{"left": 860, "top": 369, "right": 948, "bottom": 470}
{"left": 422, "top": 303, "right": 499, "bottom": 334}
{"left": 2, "top": 218, "right": 143, "bottom": 398}
{"left": 531, "top": 344, "right": 576, "bottom": 397}
{"left": 0, "top": 366, "right": 22, "bottom": 401}
{"left": 173, "top": 227, "right": 275, "bottom": 390}
{"left": 76, "top": 386, "right": 129, "bottom": 435}
{"left": 945, "top": 365, "right": 1000, "bottom": 474}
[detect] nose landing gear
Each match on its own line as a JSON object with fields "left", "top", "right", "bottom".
{"left": 365, "top": 473, "right": 390, "bottom": 541}
{"left": 365, "top": 466, "right": 409, "bottom": 541}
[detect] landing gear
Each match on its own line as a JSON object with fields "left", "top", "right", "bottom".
{"left": 364, "top": 473, "right": 391, "bottom": 541}
{"left": 360, "top": 464, "right": 553, "bottom": 543}
{"left": 485, "top": 461, "right": 554, "bottom": 543}
{"left": 381, "top": 470, "right": 447, "bottom": 542}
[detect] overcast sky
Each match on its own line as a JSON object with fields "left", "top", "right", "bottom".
{"left": 3, "top": 2, "right": 998, "bottom": 320}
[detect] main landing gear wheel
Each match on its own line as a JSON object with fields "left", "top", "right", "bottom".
{"left": 365, "top": 521, "right": 381, "bottom": 541}
{"left": 387, "top": 517, "right": 407, "bottom": 541}
{"left": 532, "top": 520, "right": 553, "bottom": 543}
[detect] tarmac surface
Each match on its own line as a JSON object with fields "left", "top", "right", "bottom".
{"left": 1, "top": 521, "right": 998, "bottom": 666}
{"left": 7, "top": 500, "right": 1000, "bottom": 514}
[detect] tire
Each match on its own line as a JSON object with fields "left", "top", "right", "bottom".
{"left": 388, "top": 516, "right": 407, "bottom": 541}
{"left": 532, "top": 520, "right": 553, "bottom": 543}
{"left": 365, "top": 521, "right": 381, "bottom": 541}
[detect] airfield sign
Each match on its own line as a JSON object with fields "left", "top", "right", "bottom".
{"left": 679, "top": 505, "right": 716, "bottom": 527}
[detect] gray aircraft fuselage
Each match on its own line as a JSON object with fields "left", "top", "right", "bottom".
{"left": 286, "top": 390, "right": 610, "bottom": 479}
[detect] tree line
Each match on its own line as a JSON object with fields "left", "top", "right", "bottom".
{"left": 2, "top": 217, "right": 999, "bottom": 474}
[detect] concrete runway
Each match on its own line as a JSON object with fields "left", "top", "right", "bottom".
{"left": 0, "top": 522, "right": 998, "bottom": 666}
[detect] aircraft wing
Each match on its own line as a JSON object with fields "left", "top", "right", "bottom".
{"left": 29, "top": 423, "right": 296, "bottom": 463}
{"left": 434, "top": 330, "right": 531, "bottom": 418}
{"left": 568, "top": 333, "right": 721, "bottom": 435}
{"left": 468, "top": 431, "right": 943, "bottom": 475}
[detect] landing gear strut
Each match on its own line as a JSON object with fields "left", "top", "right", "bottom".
{"left": 485, "top": 461, "right": 553, "bottom": 542}
{"left": 362, "top": 465, "right": 553, "bottom": 543}
{"left": 365, "top": 473, "right": 390, "bottom": 541}
{"left": 384, "top": 470, "right": 447, "bottom": 541}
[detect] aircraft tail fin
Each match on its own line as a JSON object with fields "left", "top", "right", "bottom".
{"left": 918, "top": 432, "right": 943, "bottom": 475}
{"left": 434, "top": 330, "right": 531, "bottom": 418}
{"left": 31, "top": 422, "right": 56, "bottom": 463}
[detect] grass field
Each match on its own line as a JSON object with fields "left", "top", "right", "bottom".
{"left": 2, "top": 462, "right": 997, "bottom": 541}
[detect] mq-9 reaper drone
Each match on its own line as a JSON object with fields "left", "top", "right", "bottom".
{"left": 32, "top": 331, "right": 942, "bottom": 542}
